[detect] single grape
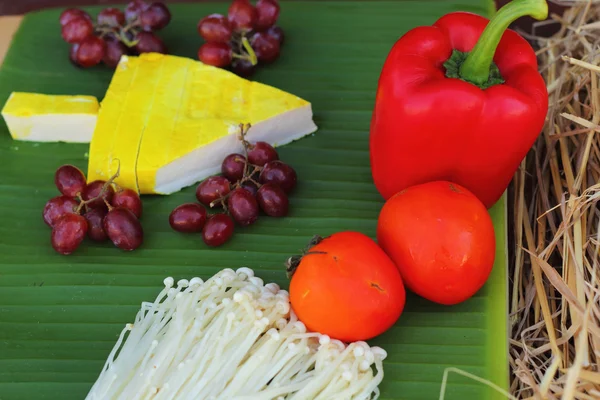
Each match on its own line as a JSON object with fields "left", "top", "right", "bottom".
{"left": 134, "top": 31, "right": 167, "bottom": 54}
{"left": 228, "top": 0, "right": 257, "bottom": 31}
{"left": 97, "top": 8, "right": 125, "bottom": 27}
{"left": 241, "top": 182, "right": 258, "bottom": 197}
{"left": 196, "top": 176, "right": 231, "bottom": 207}
{"left": 61, "top": 17, "right": 94, "bottom": 44}
{"left": 247, "top": 141, "right": 278, "bottom": 166}
{"left": 125, "top": 0, "right": 149, "bottom": 21}
{"left": 43, "top": 195, "right": 80, "bottom": 227}
{"left": 60, "top": 8, "right": 92, "bottom": 27}
{"left": 267, "top": 25, "right": 284, "bottom": 45}
{"left": 251, "top": 31, "right": 280, "bottom": 63}
{"left": 221, "top": 153, "right": 246, "bottom": 182}
{"left": 82, "top": 180, "right": 115, "bottom": 210}
{"left": 55, "top": 164, "right": 86, "bottom": 197}
{"left": 255, "top": 0, "right": 280, "bottom": 31}
{"left": 51, "top": 213, "right": 88, "bottom": 255}
{"left": 140, "top": 2, "right": 171, "bottom": 31}
{"left": 198, "top": 42, "right": 232, "bottom": 67}
{"left": 197, "top": 14, "right": 232, "bottom": 44}
{"left": 257, "top": 183, "right": 288, "bottom": 217}
{"left": 169, "top": 203, "right": 207, "bottom": 233}
{"left": 84, "top": 208, "right": 108, "bottom": 241}
{"left": 75, "top": 36, "right": 106, "bottom": 68}
{"left": 259, "top": 161, "right": 297, "bottom": 193}
{"left": 202, "top": 213, "right": 234, "bottom": 247}
{"left": 112, "top": 188, "right": 143, "bottom": 218}
{"left": 103, "top": 38, "right": 128, "bottom": 68}
{"left": 227, "top": 188, "right": 259, "bottom": 226}
{"left": 103, "top": 208, "right": 144, "bottom": 251}
{"left": 231, "top": 58, "right": 256, "bottom": 77}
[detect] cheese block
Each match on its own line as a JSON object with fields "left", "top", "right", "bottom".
{"left": 87, "top": 53, "right": 318, "bottom": 195}
{"left": 1, "top": 92, "right": 99, "bottom": 142}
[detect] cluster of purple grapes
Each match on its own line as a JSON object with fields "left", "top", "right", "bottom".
{"left": 59, "top": 0, "right": 171, "bottom": 68}
{"left": 43, "top": 165, "right": 144, "bottom": 254}
{"left": 170, "top": 124, "right": 297, "bottom": 247}
{"left": 197, "top": 0, "right": 284, "bottom": 77}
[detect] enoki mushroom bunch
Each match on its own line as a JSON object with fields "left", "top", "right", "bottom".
{"left": 85, "top": 268, "right": 386, "bottom": 400}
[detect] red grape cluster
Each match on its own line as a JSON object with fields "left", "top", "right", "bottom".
{"left": 59, "top": 1, "right": 171, "bottom": 68}
{"left": 170, "top": 123, "right": 296, "bottom": 247}
{"left": 43, "top": 165, "right": 144, "bottom": 254}
{"left": 197, "top": 0, "right": 284, "bottom": 77}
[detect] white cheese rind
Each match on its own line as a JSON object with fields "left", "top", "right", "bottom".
{"left": 154, "top": 104, "right": 317, "bottom": 194}
{"left": 2, "top": 113, "right": 97, "bottom": 143}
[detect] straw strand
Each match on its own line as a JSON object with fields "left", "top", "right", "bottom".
{"left": 509, "top": 3, "right": 600, "bottom": 397}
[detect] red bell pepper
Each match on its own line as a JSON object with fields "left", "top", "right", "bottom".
{"left": 369, "top": 0, "right": 549, "bottom": 208}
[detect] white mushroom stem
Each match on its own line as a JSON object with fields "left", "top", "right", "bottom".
{"left": 85, "top": 268, "right": 387, "bottom": 400}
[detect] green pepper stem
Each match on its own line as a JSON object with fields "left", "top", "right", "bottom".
{"left": 459, "top": 0, "right": 548, "bottom": 85}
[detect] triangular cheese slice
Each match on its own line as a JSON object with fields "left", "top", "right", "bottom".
{"left": 87, "top": 53, "right": 317, "bottom": 194}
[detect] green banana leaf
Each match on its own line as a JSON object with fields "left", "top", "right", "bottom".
{"left": 0, "top": 1, "right": 507, "bottom": 399}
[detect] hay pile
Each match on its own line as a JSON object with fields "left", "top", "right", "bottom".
{"left": 510, "top": 1, "right": 600, "bottom": 398}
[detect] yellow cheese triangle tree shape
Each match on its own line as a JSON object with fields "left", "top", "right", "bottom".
{"left": 87, "top": 53, "right": 318, "bottom": 194}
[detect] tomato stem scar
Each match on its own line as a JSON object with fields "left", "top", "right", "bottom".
{"left": 370, "top": 282, "right": 385, "bottom": 292}
{"left": 448, "top": 183, "right": 461, "bottom": 193}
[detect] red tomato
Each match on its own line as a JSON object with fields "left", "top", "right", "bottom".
{"left": 376, "top": 181, "right": 496, "bottom": 305}
{"left": 289, "top": 231, "right": 406, "bottom": 342}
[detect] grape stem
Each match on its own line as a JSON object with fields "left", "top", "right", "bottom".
{"left": 103, "top": 198, "right": 114, "bottom": 211}
{"left": 75, "top": 159, "right": 121, "bottom": 214}
{"left": 237, "top": 123, "right": 252, "bottom": 147}
{"left": 230, "top": 33, "right": 258, "bottom": 66}
{"left": 241, "top": 36, "right": 258, "bottom": 66}
{"left": 119, "top": 29, "right": 140, "bottom": 48}
{"left": 95, "top": 26, "right": 117, "bottom": 39}
{"left": 238, "top": 123, "right": 253, "bottom": 179}
{"left": 94, "top": 18, "right": 141, "bottom": 48}
{"left": 208, "top": 123, "right": 264, "bottom": 209}
{"left": 122, "top": 16, "right": 141, "bottom": 31}
{"left": 210, "top": 193, "right": 231, "bottom": 209}
{"left": 245, "top": 175, "right": 262, "bottom": 187}
{"left": 236, "top": 123, "right": 264, "bottom": 188}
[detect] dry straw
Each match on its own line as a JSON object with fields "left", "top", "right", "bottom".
{"left": 510, "top": 1, "right": 600, "bottom": 398}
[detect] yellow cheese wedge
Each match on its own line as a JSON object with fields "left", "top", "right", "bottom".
{"left": 87, "top": 53, "right": 318, "bottom": 194}
{"left": 1, "top": 92, "right": 99, "bottom": 142}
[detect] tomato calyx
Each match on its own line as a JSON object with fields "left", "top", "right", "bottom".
{"left": 285, "top": 234, "right": 326, "bottom": 278}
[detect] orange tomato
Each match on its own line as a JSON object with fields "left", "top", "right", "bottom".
{"left": 289, "top": 231, "right": 406, "bottom": 342}
{"left": 376, "top": 181, "right": 496, "bottom": 306}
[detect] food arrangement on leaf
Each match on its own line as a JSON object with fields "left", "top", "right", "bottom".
{"left": 0, "top": 0, "right": 554, "bottom": 398}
